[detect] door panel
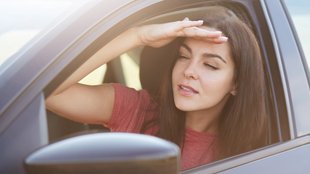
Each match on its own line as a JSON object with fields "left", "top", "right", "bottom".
{"left": 0, "top": 94, "right": 48, "bottom": 174}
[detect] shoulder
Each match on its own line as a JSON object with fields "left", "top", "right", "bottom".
{"left": 111, "top": 83, "right": 152, "bottom": 104}
{"left": 105, "top": 83, "right": 157, "bottom": 132}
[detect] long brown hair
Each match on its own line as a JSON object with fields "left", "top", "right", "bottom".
{"left": 142, "top": 6, "right": 269, "bottom": 160}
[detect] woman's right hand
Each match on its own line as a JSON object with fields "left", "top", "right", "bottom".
{"left": 136, "top": 18, "right": 228, "bottom": 48}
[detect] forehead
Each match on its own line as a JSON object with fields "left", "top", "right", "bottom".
{"left": 181, "top": 38, "right": 232, "bottom": 61}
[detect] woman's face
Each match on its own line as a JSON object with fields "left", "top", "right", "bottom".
{"left": 172, "top": 36, "right": 235, "bottom": 114}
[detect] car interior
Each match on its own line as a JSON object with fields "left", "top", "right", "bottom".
{"left": 45, "top": 1, "right": 290, "bottom": 166}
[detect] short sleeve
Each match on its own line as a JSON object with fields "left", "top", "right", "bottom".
{"left": 104, "top": 83, "right": 155, "bottom": 133}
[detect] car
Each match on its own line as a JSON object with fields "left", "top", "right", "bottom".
{"left": 0, "top": 0, "right": 309, "bottom": 173}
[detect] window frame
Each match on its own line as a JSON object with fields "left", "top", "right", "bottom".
{"left": 25, "top": 0, "right": 300, "bottom": 172}
{"left": 43, "top": 0, "right": 290, "bottom": 171}
{"left": 264, "top": 0, "right": 310, "bottom": 138}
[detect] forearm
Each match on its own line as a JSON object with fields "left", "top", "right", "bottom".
{"left": 49, "top": 27, "right": 141, "bottom": 96}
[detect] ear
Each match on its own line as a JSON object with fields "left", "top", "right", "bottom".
{"left": 230, "top": 90, "right": 237, "bottom": 96}
{"left": 230, "top": 84, "right": 237, "bottom": 96}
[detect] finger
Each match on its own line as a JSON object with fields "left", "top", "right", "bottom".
{"left": 178, "top": 27, "right": 223, "bottom": 38}
{"left": 164, "top": 21, "right": 203, "bottom": 37}
{"left": 198, "top": 36, "right": 228, "bottom": 44}
{"left": 192, "top": 27, "right": 223, "bottom": 37}
{"left": 212, "top": 36, "right": 229, "bottom": 43}
{"left": 174, "top": 20, "right": 204, "bottom": 31}
{"left": 183, "top": 17, "right": 189, "bottom": 21}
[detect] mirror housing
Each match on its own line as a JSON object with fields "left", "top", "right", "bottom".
{"left": 24, "top": 133, "right": 180, "bottom": 174}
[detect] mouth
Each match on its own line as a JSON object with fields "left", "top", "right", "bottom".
{"left": 178, "top": 84, "right": 199, "bottom": 96}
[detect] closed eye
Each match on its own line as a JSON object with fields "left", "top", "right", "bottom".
{"left": 178, "top": 54, "right": 190, "bottom": 60}
{"left": 204, "top": 63, "right": 219, "bottom": 70}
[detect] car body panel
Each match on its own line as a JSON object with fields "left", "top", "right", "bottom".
{"left": 185, "top": 135, "right": 310, "bottom": 173}
{"left": 0, "top": 94, "right": 47, "bottom": 174}
{"left": 219, "top": 137, "right": 310, "bottom": 174}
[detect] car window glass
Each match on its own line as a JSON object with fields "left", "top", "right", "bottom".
{"left": 284, "top": 0, "right": 310, "bottom": 67}
{"left": 79, "top": 65, "right": 107, "bottom": 85}
{"left": 119, "top": 49, "right": 142, "bottom": 90}
{"left": 0, "top": 0, "right": 90, "bottom": 66}
{"left": 79, "top": 51, "right": 142, "bottom": 89}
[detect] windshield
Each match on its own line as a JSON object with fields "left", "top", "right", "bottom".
{"left": 0, "top": 0, "right": 90, "bottom": 66}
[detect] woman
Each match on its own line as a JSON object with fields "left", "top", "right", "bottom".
{"left": 46, "top": 6, "right": 269, "bottom": 170}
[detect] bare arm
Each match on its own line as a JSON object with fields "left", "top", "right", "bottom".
{"left": 45, "top": 19, "right": 227, "bottom": 124}
{"left": 46, "top": 27, "right": 142, "bottom": 124}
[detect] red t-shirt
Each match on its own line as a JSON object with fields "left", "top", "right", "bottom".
{"left": 104, "top": 83, "right": 217, "bottom": 170}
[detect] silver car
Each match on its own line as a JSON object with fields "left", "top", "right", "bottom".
{"left": 0, "top": 0, "right": 309, "bottom": 173}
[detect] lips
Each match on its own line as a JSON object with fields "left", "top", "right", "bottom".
{"left": 178, "top": 84, "right": 199, "bottom": 96}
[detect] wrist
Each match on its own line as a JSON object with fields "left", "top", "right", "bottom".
{"left": 127, "top": 27, "right": 144, "bottom": 47}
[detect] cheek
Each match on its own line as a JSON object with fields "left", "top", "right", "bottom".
{"left": 172, "top": 62, "right": 183, "bottom": 81}
{"left": 200, "top": 71, "right": 235, "bottom": 94}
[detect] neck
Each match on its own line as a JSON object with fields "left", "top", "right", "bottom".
{"left": 185, "top": 109, "right": 219, "bottom": 134}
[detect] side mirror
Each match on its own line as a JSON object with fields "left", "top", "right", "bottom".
{"left": 24, "top": 133, "right": 180, "bottom": 174}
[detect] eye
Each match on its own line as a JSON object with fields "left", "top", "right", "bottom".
{"left": 177, "top": 53, "right": 190, "bottom": 60}
{"left": 203, "top": 63, "right": 219, "bottom": 70}
{"left": 179, "top": 55, "right": 189, "bottom": 59}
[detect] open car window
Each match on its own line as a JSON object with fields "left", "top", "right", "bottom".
{"left": 44, "top": 1, "right": 288, "bottom": 171}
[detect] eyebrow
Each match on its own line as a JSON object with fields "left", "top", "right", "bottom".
{"left": 180, "top": 43, "right": 227, "bottom": 64}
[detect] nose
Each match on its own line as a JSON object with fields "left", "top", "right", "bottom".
{"left": 184, "top": 61, "right": 198, "bottom": 80}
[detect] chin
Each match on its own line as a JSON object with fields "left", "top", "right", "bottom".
{"left": 174, "top": 102, "right": 196, "bottom": 112}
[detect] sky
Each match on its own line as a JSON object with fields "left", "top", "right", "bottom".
{"left": 0, "top": 0, "right": 90, "bottom": 65}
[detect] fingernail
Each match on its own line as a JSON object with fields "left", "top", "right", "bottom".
{"left": 214, "top": 31, "right": 222, "bottom": 34}
{"left": 219, "top": 36, "right": 228, "bottom": 41}
{"left": 183, "top": 17, "right": 189, "bottom": 21}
